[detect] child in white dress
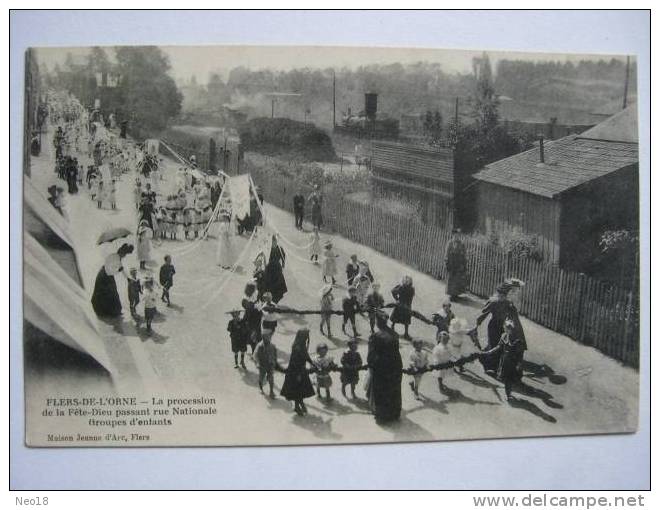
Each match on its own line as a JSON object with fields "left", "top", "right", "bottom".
{"left": 432, "top": 331, "right": 453, "bottom": 393}
{"left": 309, "top": 227, "right": 321, "bottom": 264}
{"left": 408, "top": 338, "right": 428, "bottom": 400}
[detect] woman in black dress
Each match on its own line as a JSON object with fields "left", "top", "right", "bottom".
{"left": 367, "top": 311, "right": 403, "bottom": 423}
{"left": 241, "top": 282, "right": 262, "bottom": 354}
{"left": 91, "top": 243, "right": 134, "bottom": 318}
{"left": 390, "top": 276, "right": 415, "bottom": 340}
{"left": 263, "top": 235, "right": 287, "bottom": 303}
{"left": 475, "top": 282, "right": 526, "bottom": 373}
{"left": 280, "top": 328, "right": 316, "bottom": 416}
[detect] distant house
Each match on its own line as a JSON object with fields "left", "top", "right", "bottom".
{"left": 499, "top": 99, "right": 609, "bottom": 140}
{"left": 472, "top": 107, "right": 639, "bottom": 270}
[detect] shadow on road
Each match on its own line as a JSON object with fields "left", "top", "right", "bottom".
{"left": 522, "top": 360, "right": 568, "bottom": 385}
{"left": 508, "top": 396, "right": 557, "bottom": 423}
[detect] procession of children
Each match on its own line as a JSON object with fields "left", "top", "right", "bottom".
{"left": 50, "top": 92, "right": 530, "bottom": 426}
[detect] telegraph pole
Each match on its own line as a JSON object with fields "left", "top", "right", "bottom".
{"left": 622, "top": 55, "right": 631, "bottom": 109}
{"left": 332, "top": 70, "right": 336, "bottom": 128}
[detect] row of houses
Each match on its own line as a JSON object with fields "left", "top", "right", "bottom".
{"left": 370, "top": 106, "right": 639, "bottom": 273}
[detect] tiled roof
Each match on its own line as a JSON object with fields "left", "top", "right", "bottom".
{"left": 472, "top": 135, "right": 638, "bottom": 198}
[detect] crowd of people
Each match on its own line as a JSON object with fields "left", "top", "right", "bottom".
{"left": 44, "top": 91, "right": 531, "bottom": 426}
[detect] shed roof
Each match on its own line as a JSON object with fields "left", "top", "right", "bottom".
{"left": 473, "top": 108, "right": 638, "bottom": 198}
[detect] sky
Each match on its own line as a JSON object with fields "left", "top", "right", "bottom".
{"left": 35, "top": 44, "right": 630, "bottom": 84}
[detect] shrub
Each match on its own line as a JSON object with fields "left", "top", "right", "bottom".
{"left": 240, "top": 117, "right": 337, "bottom": 162}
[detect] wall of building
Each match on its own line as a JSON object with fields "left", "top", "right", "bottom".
{"left": 476, "top": 181, "right": 561, "bottom": 263}
{"left": 559, "top": 165, "right": 639, "bottom": 272}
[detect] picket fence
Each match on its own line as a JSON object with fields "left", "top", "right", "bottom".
{"left": 247, "top": 165, "right": 639, "bottom": 368}
{"left": 163, "top": 142, "right": 640, "bottom": 368}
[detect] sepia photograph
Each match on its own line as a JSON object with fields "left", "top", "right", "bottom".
{"left": 22, "top": 38, "right": 641, "bottom": 449}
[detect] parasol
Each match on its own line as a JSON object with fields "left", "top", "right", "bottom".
{"left": 96, "top": 227, "right": 132, "bottom": 245}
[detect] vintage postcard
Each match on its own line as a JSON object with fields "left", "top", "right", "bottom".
{"left": 23, "top": 44, "right": 639, "bottom": 447}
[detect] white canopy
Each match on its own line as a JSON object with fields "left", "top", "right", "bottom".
{"left": 24, "top": 233, "right": 116, "bottom": 375}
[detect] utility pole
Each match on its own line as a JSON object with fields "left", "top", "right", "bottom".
{"left": 271, "top": 98, "right": 275, "bottom": 118}
{"left": 454, "top": 97, "right": 459, "bottom": 126}
{"left": 622, "top": 55, "right": 631, "bottom": 110}
{"left": 332, "top": 70, "right": 336, "bottom": 128}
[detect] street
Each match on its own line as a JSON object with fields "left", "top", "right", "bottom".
{"left": 25, "top": 132, "right": 639, "bottom": 447}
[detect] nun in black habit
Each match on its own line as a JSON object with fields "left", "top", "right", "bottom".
{"left": 263, "top": 235, "right": 288, "bottom": 303}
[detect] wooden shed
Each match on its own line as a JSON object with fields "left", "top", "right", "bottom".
{"left": 371, "top": 140, "right": 457, "bottom": 228}
{"left": 472, "top": 107, "right": 639, "bottom": 270}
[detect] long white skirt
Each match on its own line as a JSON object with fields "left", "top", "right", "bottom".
{"left": 216, "top": 226, "right": 236, "bottom": 268}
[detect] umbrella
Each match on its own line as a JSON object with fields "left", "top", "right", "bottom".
{"left": 97, "top": 227, "right": 132, "bottom": 245}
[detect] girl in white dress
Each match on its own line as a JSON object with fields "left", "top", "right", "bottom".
{"left": 216, "top": 213, "right": 235, "bottom": 269}
{"left": 448, "top": 317, "right": 471, "bottom": 373}
{"left": 136, "top": 220, "right": 153, "bottom": 270}
{"left": 309, "top": 227, "right": 321, "bottom": 264}
{"left": 432, "top": 331, "right": 453, "bottom": 392}
{"left": 321, "top": 241, "right": 339, "bottom": 284}
{"left": 408, "top": 338, "right": 429, "bottom": 400}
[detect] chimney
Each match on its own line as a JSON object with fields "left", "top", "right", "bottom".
{"left": 539, "top": 135, "right": 545, "bottom": 164}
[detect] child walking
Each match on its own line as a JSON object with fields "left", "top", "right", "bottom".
{"left": 254, "top": 329, "right": 279, "bottom": 398}
{"left": 342, "top": 286, "right": 361, "bottom": 337}
{"left": 340, "top": 339, "right": 363, "bottom": 399}
{"left": 127, "top": 268, "right": 142, "bottom": 318}
{"left": 143, "top": 277, "right": 159, "bottom": 333}
{"left": 319, "top": 284, "right": 334, "bottom": 337}
{"left": 159, "top": 255, "right": 176, "bottom": 306}
{"left": 431, "top": 300, "right": 456, "bottom": 338}
{"left": 408, "top": 338, "right": 429, "bottom": 400}
{"left": 309, "top": 227, "right": 321, "bottom": 264}
{"left": 314, "top": 343, "right": 335, "bottom": 401}
{"left": 365, "top": 282, "right": 385, "bottom": 334}
{"left": 96, "top": 180, "right": 104, "bottom": 208}
{"left": 261, "top": 292, "right": 279, "bottom": 332}
{"left": 227, "top": 310, "right": 247, "bottom": 369}
{"left": 432, "top": 331, "right": 453, "bottom": 393}
{"left": 108, "top": 179, "right": 117, "bottom": 210}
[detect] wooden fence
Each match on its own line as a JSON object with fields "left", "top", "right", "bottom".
{"left": 247, "top": 164, "right": 639, "bottom": 368}
{"left": 161, "top": 142, "right": 639, "bottom": 368}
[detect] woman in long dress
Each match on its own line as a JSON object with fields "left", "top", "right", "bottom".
{"left": 263, "top": 235, "right": 287, "bottom": 303}
{"left": 475, "top": 282, "right": 526, "bottom": 373}
{"left": 445, "top": 230, "right": 468, "bottom": 301}
{"left": 366, "top": 311, "right": 403, "bottom": 423}
{"left": 91, "top": 243, "right": 134, "bottom": 318}
{"left": 136, "top": 220, "right": 153, "bottom": 270}
{"left": 321, "top": 241, "right": 338, "bottom": 284}
{"left": 308, "top": 185, "right": 323, "bottom": 229}
{"left": 280, "top": 328, "right": 316, "bottom": 416}
{"left": 216, "top": 213, "right": 235, "bottom": 269}
{"left": 390, "top": 276, "right": 415, "bottom": 340}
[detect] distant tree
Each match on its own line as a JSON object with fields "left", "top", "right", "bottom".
{"left": 472, "top": 52, "right": 499, "bottom": 133}
{"left": 114, "top": 46, "right": 182, "bottom": 136}
{"left": 423, "top": 109, "right": 443, "bottom": 145}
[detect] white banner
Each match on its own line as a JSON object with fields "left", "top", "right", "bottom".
{"left": 145, "top": 139, "right": 160, "bottom": 156}
{"left": 229, "top": 174, "right": 251, "bottom": 220}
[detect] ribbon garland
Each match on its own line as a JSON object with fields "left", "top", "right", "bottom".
{"left": 273, "top": 351, "right": 485, "bottom": 375}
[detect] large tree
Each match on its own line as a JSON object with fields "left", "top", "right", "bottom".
{"left": 114, "top": 46, "right": 182, "bottom": 135}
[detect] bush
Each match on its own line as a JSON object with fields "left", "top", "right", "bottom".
{"left": 240, "top": 117, "right": 337, "bottom": 162}
{"left": 486, "top": 230, "right": 544, "bottom": 261}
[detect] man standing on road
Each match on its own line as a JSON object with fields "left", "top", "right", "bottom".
{"left": 293, "top": 190, "right": 305, "bottom": 230}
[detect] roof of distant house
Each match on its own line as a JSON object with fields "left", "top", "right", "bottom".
{"left": 472, "top": 107, "right": 639, "bottom": 198}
